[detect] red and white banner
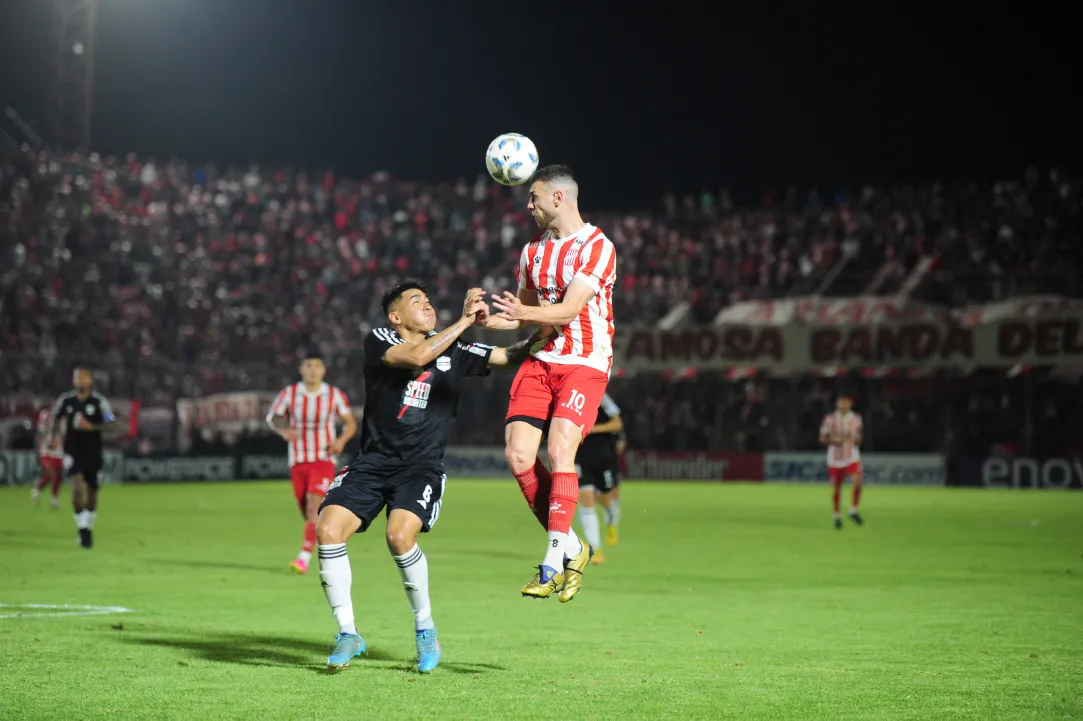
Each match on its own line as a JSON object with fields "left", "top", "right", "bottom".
{"left": 176, "top": 392, "right": 277, "bottom": 435}
{"left": 622, "top": 451, "right": 763, "bottom": 481}
{"left": 615, "top": 296, "right": 1083, "bottom": 371}
{"left": 717, "top": 295, "right": 1083, "bottom": 327}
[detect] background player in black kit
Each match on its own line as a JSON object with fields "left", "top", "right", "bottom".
{"left": 315, "top": 280, "right": 541, "bottom": 673}
{"left": 574, "top": 393, "right": 625, "bottom": 563}
{"left": 50, "top": 366, "right": 117, "bottom": 549}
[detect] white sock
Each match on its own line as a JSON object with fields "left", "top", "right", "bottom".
{"left": 74, "top": 510, "right": 91, "bottom": 530}
{"left": 577, "top": 506, "right": 602, "bottom": 549}
{"left": 86, "top": 510, "right": 97, "bottom": 530}
{"left": 566, "top": 526, "right": 583, "bottom": 556}
{"left": 317, "top": 544, "right": 356, "bottom": 635}
{"left": 543, "top": 531, "right": 566, "bottom": 570}
{"left": 606, "top": 499, "right": 621, "bottom": 526}
{"left": 393, "top": 545, "right": 434, "bottom": 631}
{"left": 850, "top": 506, "right": 858, "bottom": 514}
{"left": 297, "top": 550, "right": 312, "bottom": 564}
{"left": 565, "top": 526, "right": 584, "bottom": 558}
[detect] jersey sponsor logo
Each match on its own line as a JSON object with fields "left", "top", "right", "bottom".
{"left": 85, "top": 404, "right": 96, "bottom": 415}
{"left": 399, "top": 371, "right": 433, "bottom": 418}
{"left": 436, "top": 356, "right": 451, "bottom": 372}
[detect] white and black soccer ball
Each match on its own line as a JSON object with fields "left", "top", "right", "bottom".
{"left": 485, "top": 133, "right": 539, "bottom": 186}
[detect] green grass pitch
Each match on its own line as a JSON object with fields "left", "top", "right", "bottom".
{"left": 1, "top": 480, "right": 1081, "bottom": 720}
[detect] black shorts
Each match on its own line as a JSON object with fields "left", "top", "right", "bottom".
{"left": 576, "top": 459, "right": 620, "bottom": 493}
{"left": 65, "top": 453, "right": 103, "bottom": 489}
{"left": 319, "top": 463, "right": 447, "bottom": 533}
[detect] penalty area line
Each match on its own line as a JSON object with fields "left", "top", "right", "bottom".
{"left": 0, "top": 602, "right": 138, "bottom": 619}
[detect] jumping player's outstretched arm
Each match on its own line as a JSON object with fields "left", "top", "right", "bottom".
{"left": 478, "top": 288, "right": 540, "bottom": 331}
{"left": 380, "top": 289, "right": 487, "bottom": 370}
{"left": 493, "top": 232, "right": 615, "bottom": 326}
{"left": 492, "top": 278, "right": 596, "bottom": 326}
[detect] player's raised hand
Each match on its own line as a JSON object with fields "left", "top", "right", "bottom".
{"left": 472, "top": 301, "right": 491, "bottom": 326}
{"left": 492, "top": 291, "right": 526, "bottom": 321}
{"left": 462, "top": 288, "right": 486, "bottom": 319}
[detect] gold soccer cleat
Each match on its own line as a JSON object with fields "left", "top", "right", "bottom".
{"left": 558, "top": 542, "right": 594, "bottom": 603}
{"left": 521, "top": 566, "right": 564, "bottom": 599}
{"left": 606, "top": 525, "right": 619, "bottom": 546}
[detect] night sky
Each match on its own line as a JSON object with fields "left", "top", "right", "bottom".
{"left": 1, "top": 0, "right": 1077, "bottom": 209}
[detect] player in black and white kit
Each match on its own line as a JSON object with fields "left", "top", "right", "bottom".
{"left": 315, "top": 280, "right": 541, "bottom": 674}
{"left": 50, "top": 366, "right": 117, "bottom": 549}
{"left": 574, "top": 393, "right": 625, "bottom": 563}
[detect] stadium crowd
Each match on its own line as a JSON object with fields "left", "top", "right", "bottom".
{"left": 1, "top": 148, "right": 1079, "bottom": 455}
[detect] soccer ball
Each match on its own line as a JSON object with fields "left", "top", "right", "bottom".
{"left": 485, "top": 133, "right": 539, "bottom": 186}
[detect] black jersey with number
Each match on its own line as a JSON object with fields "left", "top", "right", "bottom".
{"left": 51, "top": 390, "right": 115, "bottom": 458}
{"left": 349, "top": 327, "right": 493, "bottom": 469}
{"left": 577, "top": 393, "right": 622, "bottom": 465}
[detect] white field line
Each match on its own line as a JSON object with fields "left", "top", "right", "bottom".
{"left": 0, "top": 602, "right": 137, "bottom": 619}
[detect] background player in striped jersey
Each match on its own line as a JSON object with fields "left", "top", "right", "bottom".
{"left": 267, "top": 352, "right": 357, "bottom": 574}
{"left": 820, "top": 392, "right": 864, "bottom": 529}
{"left": 574, "top": 392, "right": 625, "bottom": 562}
{"left": 485, "top": 164, "right": 618, "bottom": 601}
{"left": 32, "top": 406, "right": 65, "bottom": 509}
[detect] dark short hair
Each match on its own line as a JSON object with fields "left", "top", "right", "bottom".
{"left": 381, "top": 279, "right": 428, "bottom": 315}
{"left": 73, "top": 363, "right": 93, "bottom": 374}
{"left": 531, "top": 164, "right": 577, "bottom": 187}
{"left": 302, "top": 351, "right": 323, "bottom": 362}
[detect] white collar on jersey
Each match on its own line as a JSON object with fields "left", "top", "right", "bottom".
{"left": 544, "top": 223, "right": 595, "bottom": 243}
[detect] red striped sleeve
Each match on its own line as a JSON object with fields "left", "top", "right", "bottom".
{"left": 538, "top": 240, "right": 556, "bottom": 295}
{"left": 300, "top": 392, "right": 309, "bottom": 463}
{"left": 266, "top": 387, "right": 290, "bottom": 426}
{"left": 575, "top": 230, "right": 606, "bottom": 276}
{"left": 520, "top": 242, "right": 541, "bottom": 291}
{"left": 333, "top": 387, "right": 351, "bottom": 415}
{"left": 316, "top": 391, "right": 329, "bottom": 461}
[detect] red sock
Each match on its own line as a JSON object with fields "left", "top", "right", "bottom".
{"left": 36, "top": 473, "right": 49, "bottom": 492}
{"left": 547, "top": 472, "right": 579, "bottom": 534}
{"left": 851, "top": 482, "right": 862, "bottom": 509}
{"left": 302, "top": 522, "right": 317, "bottom": 553}
{"left": 831, "top": 481, "right": 842, "bottom": 513}
{"left": 515, "top": 459, "right": 552, "bottom": 529}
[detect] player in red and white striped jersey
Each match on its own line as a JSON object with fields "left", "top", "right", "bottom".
{"left": 819, "top": 393, "right": 864, "bottom": 529}
{"left": 266, "top": 352, "right": 357, "bottom": 574}
{"left": 485, "top": 164, "right": 617, "bottom": 601}
{"left": 32, "top": 407, "right": 65, "bottom": 509}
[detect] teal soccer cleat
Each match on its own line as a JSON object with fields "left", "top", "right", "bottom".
{"left": 415, "top": 628, "right": 441, "bottom": 673}
{"left": 326, "top": 632, "right": 365, "bottom": 671}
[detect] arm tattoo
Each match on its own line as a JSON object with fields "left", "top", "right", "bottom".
{"left": 422, "top": 317, "right": 470, "bottom": 358}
